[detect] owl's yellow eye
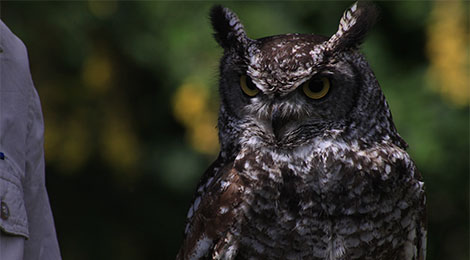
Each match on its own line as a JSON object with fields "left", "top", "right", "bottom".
{"left": 240, "top": 75, "right": 259, "bottom": 97}
{"left": 302, "top": 77, "right": 330, "bottom": 99}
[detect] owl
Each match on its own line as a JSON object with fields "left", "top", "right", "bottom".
{"left": 177, "top": 2, "right": 426, "bottom": 260}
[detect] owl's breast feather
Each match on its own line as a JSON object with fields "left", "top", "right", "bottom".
{"left": 230, "top": 138, "right": 424, "bottom": 259}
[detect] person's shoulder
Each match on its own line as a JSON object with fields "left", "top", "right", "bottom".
{"left": 1, "top": 19, "right": 30, "bottom": 71}
{"left": 0, "top": 19, "right": 34, "bottom": 96}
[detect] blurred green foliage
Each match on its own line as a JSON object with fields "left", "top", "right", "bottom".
{"left": 1, "top": 1, "right": 468, "bottom": 259}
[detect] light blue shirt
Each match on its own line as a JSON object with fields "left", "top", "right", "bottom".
{"left": 0, "top": 20, "right": 61, "bottom": 260}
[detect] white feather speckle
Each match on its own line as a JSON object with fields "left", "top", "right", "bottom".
{"left": 219, "top": 206, "right": 229, "bottom": 214}
{"left": 187, "top": 206, "right": 194, "bottom": 219}
{"left": 385, "top": 164, "right": 391, "bottom": 174}
{"left": 189, "top": 235, "right": 213, "bottom": 260}
{"left": 193, "top": 196, "right": 201, "bottom": 211}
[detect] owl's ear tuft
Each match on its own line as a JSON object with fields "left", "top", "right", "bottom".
{"left": 325, "top": 1, "right": 378, "bottom": 53}
{"left": 210, "top": 5, "right": 251, "bottom": 52}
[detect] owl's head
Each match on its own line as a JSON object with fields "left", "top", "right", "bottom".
{"left": 211, "top": 2, "right": 406, "bottom": 157}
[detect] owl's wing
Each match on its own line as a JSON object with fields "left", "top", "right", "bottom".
{"left": 398, "top": 163, "right": 427, "bottom": 260}
{"left": 176, "top": 157, "right": 244, "bottom": 260}
{"left": 417, "top": 199, "right": 427, "bottom": 260}
{"left": 414, "top": 169, "right": 427, "bottom": 260}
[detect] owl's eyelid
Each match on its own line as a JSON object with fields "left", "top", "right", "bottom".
{"left": 303, "top": 72, "right": 333, "bottom": 84}
{"left": 244, "top": 74, "right": 261, "bottom": 89}
{"left": 306, "top": 69, "right": 333, "bottom": 78}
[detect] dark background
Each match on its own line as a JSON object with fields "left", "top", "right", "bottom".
{"left": 1, "top": 1, "right": 468, "bottom": 259}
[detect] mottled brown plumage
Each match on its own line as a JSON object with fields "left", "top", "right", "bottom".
{"left": 177, "top": 2, "right": 426, "bottom": 259}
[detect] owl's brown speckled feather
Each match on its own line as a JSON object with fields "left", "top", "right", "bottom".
{"left": 177, "top": 2, "right": 426, "bottom": 260}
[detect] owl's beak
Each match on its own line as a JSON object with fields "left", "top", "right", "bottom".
{"left": 271, "top": 106, "right": 290, "bottom": 141}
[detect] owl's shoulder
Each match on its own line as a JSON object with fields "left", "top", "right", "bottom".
{"left": 177, "top": 156, "right": 245, "bottom": 260}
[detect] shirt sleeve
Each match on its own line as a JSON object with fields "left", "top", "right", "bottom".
{"left": 0, "top": 19, "right": 62, "bottom": 260}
